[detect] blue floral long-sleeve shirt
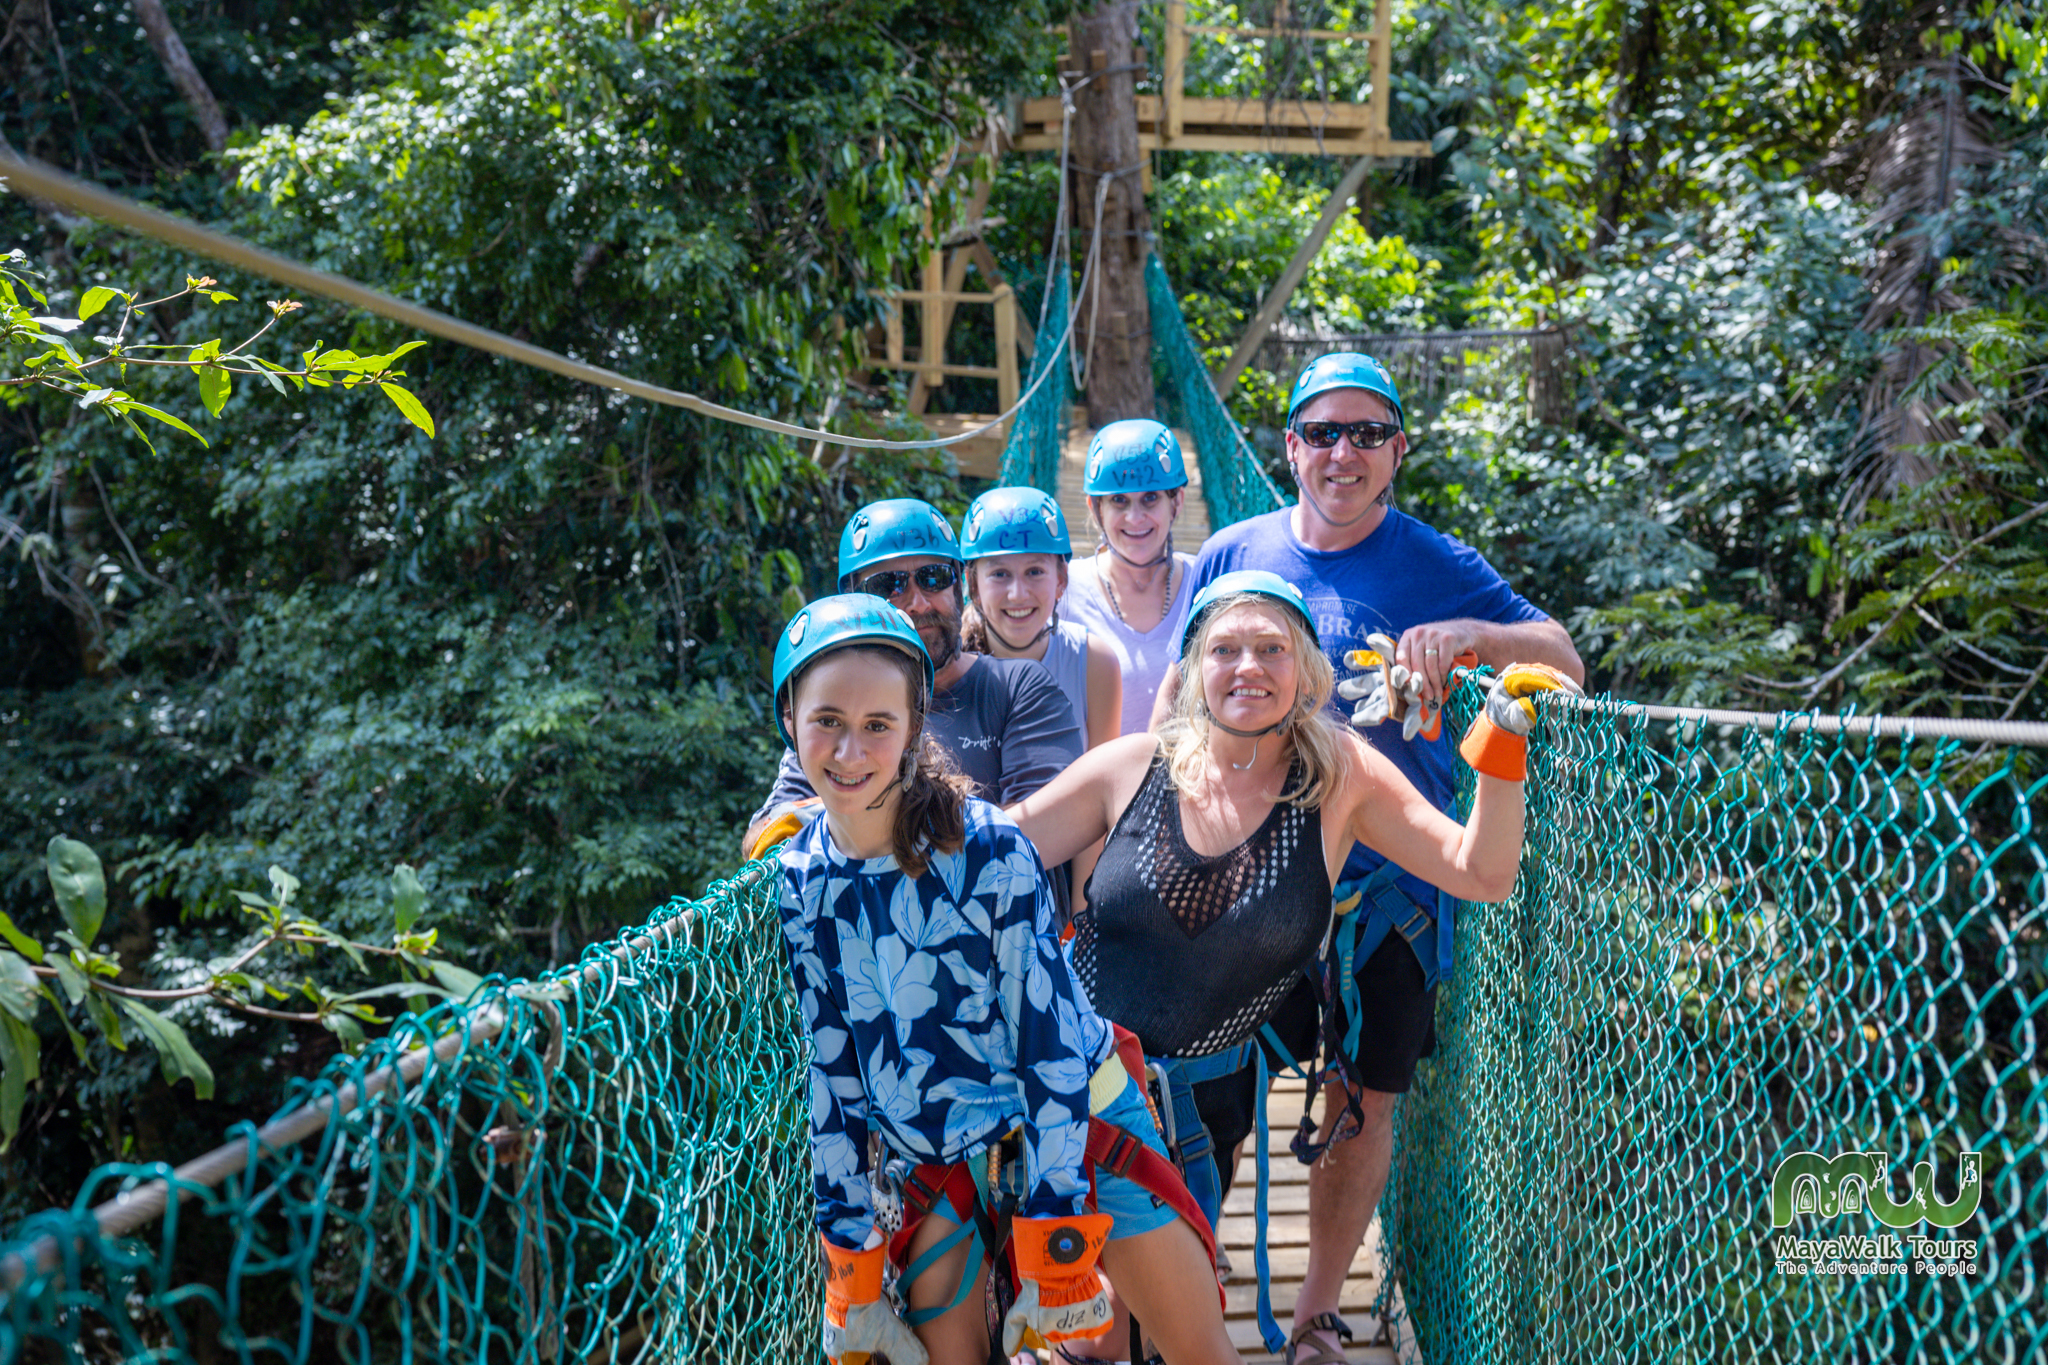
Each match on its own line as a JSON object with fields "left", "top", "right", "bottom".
{"left": 777, "top": 798, "right": 1115, "bottom": 1250}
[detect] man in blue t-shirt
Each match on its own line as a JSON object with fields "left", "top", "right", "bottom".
{"left": 1155, "top": 354, "right": 1583, "bottom": 1362}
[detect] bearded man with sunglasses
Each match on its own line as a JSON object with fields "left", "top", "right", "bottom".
{"left": 741, "top": 498, "right": 1084, "bottom": 859}
{"left": 1153, "top": 354, "right": 1582, "bottom": 1365}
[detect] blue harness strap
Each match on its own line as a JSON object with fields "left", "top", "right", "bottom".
{"left": 899, "top": 1217, "right": 983, "bottom": 1326}
{"left": 1147, "top": 1040, "right": 1258, "bottom": 1235}
{"left": 1149, "top": 1030, "right": 1319, "bottom": 1359}
{"left": 1331, "top": 864, "right": 1456, "bottom": 1064}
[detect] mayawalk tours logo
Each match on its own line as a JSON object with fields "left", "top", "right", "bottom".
{"left": 1770, "top": 1150, "right": 1982, "bottom": 1278}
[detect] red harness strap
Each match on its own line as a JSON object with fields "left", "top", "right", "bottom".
{"left": 885, "top": 1117, "right": 1219, "bottom": 1308}
{"left": 887, "top": 1027, "right": 1218, "bottom": 1303}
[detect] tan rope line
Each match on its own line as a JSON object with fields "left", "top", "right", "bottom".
{"left": 0, "top": 151, "right": 1080, "bottom": 451}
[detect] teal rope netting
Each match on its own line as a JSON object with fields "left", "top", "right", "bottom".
{"left": 1, "top": 702, "right": 2041, "bottom": 1364}
{"left": 1145, "top": 253, "right": 1289, "bottom": 529}
{"left": 996, "top": 276, "right": 1070, "bottom": 492}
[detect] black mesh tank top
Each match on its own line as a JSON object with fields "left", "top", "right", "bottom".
{"left": 1073, "top": 750, "right": 1331, "bottom": 1057}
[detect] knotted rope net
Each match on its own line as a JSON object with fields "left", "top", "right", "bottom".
{"left": 1387, "top": 686, "right": 2046, "bottom": 1365}
{"left": 996, "top": 274, "right": 1071, "bottom": 494}
{"left": 2, "top": 700, "right": 2041, "bottom": 1363}
{"left": 1145, "top": 253, "right": 1290, "bottom": 530}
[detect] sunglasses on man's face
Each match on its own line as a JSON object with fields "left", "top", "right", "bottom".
{"left": 858, "top": 563, "right": 960, "bottom": 601}
{"left": 1293, "top": 419, "right": 1401, "bottom": 450}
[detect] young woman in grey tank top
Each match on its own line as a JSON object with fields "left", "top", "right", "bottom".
{"left": 959, "top": 486, "right": 1122, "bottom": 750}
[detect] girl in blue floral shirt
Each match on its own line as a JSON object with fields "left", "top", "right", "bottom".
{"left": 771, "top": 595, "right": 1237, "bottom": 1365}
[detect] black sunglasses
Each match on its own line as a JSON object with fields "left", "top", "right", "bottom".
{"left": 1294, "top": 419, "right": 1401, "bottom": 450}
{"left": 858, "top": 563, "right": 960, "bottom": 600}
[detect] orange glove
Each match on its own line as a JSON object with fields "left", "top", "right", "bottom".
{"left": 1001, "top": 1214, "right": 1114, "bottom": 1355}
{"left": 821, "top": 1239, "right": 927, "bottom": 1365}
{"left": 747, "top": 796, "right": 824, "bottom": 862}
{"left": 1458, "top": 663, "right": 1583, "bottom": 781}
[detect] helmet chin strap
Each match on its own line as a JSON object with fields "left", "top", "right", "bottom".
{"left": 989, "top": 603, "right": 1058, "bottom": 654}
{"left": 1209, "top": 714, "right": 1291, "bottom": 770}
{"left": 1102, "top": 538, "right": 1173, "bottom": 569}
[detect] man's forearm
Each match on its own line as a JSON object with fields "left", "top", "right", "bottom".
{"left": 1474, "top": 618, "right": 1585, "bottom": 685}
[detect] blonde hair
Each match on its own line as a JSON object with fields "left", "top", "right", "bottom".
{"left": 1156, "top": 593, "right": 1347, "bottom": 809}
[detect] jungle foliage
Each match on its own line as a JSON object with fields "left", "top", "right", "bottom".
{"left": 2, "top": 0, "right": 1059, "bottom": 1215}
{"left": 1136, "top": 0, "right": 2048, "bottom": 718}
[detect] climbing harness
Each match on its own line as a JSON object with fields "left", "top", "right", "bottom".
{"left": 881, "top": 1036, "right": 1217, "bottom": 1363}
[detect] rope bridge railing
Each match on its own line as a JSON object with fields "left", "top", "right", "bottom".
{"left": 1146, "top": 253, "right": 1290, "bottom": 530}
{"left": 0, "top": 859, "right": 815, "bottom": 1364}
{"left": 1390, "top": 686, "right": 2047, "bottom": 1365}
{"left": 3, "top": 697, "right": 2043, "bottom": 1364}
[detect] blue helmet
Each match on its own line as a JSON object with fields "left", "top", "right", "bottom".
{"left": 1083, "top": 419, "right": 1188, "bottom": 495}
{"left": 838, "top": 499, "right": 962, "bottom": 589}
{"left": 1175, "top": 569, "right": 1321, "bottom": 661}
{"left": 960, "top": 487, "right": 1071, "bottom": 561}
{"left": 1286, "top": 352, "right": 1405, "bottom": 430}
{"left": 771, "top": 595, "right": 934, "bottom": 749}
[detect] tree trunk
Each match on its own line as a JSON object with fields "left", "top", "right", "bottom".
{"left": 130, "top": 0, "right": 227, "bottom": 154}
{"left": 1590, "top": 0, "right": 1660, "bottom": 254}
{"left": 1068, "top": 3, "right": 1154, "bottom": 426}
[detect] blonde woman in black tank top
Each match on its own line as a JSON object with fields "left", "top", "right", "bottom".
{"left": 1007, "top": 571, "right": 1550, "bottom": 1363}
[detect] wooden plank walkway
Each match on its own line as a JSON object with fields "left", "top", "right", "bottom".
{"left": 1216, "top": 1075, "right": 1416, "bottom": 1365}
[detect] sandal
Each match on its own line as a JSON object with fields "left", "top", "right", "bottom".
{"left": 1285, "top": 1311, "right": 1355, "bottom": 1365}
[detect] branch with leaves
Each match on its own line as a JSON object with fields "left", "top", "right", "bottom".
{"left": 0, "top": 837, "right": 480, "bottom": 1152}
{"left": 1, "top": 248, "right": 435, "bottom": 448}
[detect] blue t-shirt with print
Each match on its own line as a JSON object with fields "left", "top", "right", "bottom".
{"left": 1176, "top": 507, "right": 1550, "bottom": 900}
{"left": 777, "top": 798, "right": 1115, "bottom": 1250}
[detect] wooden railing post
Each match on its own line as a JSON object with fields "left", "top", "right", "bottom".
{"left": 1163, "top": 0, "right": 1186, "bottom": 147}
{"left": 921, "top": 206, "right": 944, "bottom": 393}
{"left": 1370, "top": 0, "right": 1394, "bottom": 143}
{"left": 995, "top": 285, "right": 1019, "bottom": 428}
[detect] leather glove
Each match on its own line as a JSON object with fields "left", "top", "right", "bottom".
{"left": 1339, "top": 633, "right": 1478, "bottom": 742}
{"left": 1458, "top": 663, "right": 1584, "bottom": 781}
{"left": 1000, "top": 1214, "right": 1114, "bottom": 1356}
{"left": 821, "top": 1239, "right": 928, "bottom": 1365}
{"left": 746, "top": 796, "right": 824, "bottom": 862}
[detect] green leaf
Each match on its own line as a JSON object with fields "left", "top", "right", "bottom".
{"left": 231, "top": 889, "right": 273, "bottom": 910}
{"left": 0, "top": 1013, "right": 41, "bottom": 1151}
{"left": 114, "top": 999, "right": 215, "bottom": 1098}
{"left": 40, "top": 987, "right": 90, "bottom": 1063}
{"left": 123, "top": 401, "right": 211, "bottom": 448}
{"left": 0, "top": 952, "right": 40, "bottom": 1023}
{"left": 85, "top": 990, "right": 125, "bottom": 1049}
{"left": 46, "top": 836, "right": 107, "bottom": 948}
{"left": 51, "top": 955, "right": 89, "bottom": 1004}
{"left": 78, "top": 286, "right": 121, "bottom": 321}
{"left": 268, "top": 866, "right": 300, "bottom": 907}
{"left": 381, "top": 383, "right": 436, "bottom": 438}
{"left": 0, "top": 912, "right": 43, "bottom": 964}
{"left": 198, "top": 363, "right": 231, "bottom": 418}
{"left": 206, "top": 290, "right": 238, "bottom": 304}
{"left": 391, "top": 864, "right": 427, "bottom": 933}
{"left": 321, "top": 1013, "right": 368, "bottom": 1053}
{"left": 335, "top": 981, "right": 453, "bottom": 1004}
{"left": 428, "top": 961, "right": 486, "bottom": 1002}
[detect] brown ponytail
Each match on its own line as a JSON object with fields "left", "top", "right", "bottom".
{"left": 892, "top": 733, "right": 974, "bottom": 878}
